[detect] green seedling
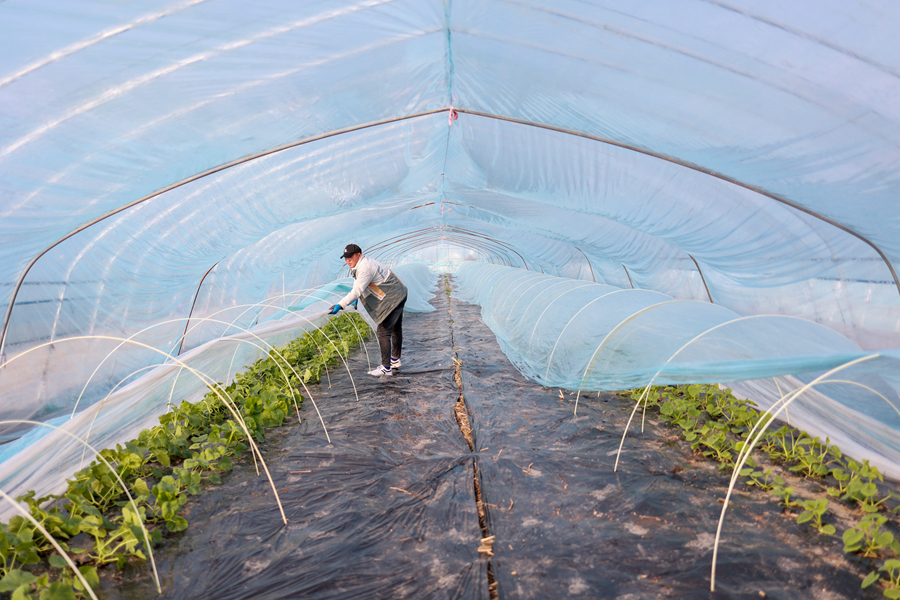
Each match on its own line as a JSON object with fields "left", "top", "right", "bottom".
{"left": 659, "top": 391, "right": 703, "bottom": 423}
{"left": 0, "top": 519, "right": 41, "bottom": 578}
{"left": 702, "top": 388, "right": 725, "bottom": 421}
{"left": 731, "top": 439, "right": 756, "bottom": 469}
{"left": 740, "top": 468, "right": 779, "bottom": 492}
{"left": 863, "top": 559, "right": 900, "bottom": 599}
{"left": 717, "top": 396, "right": 764, "bottom": 437}
{"left": 790, "top": 437, "right": 841, "bottom": 478}
{"left": 14, "top": 492, "right": 84, "bottom": 554}
{"left": 770, "top": 482, "right": 800, "bottom": 510}
{"left": 763, "top": 425, "right": 811, "bottom": 464}
{"left": 828, "top": 467, "right": 852, "bottom": 498}
{"left": 845, "top": 480, "right": 894, "bottom": 514}
{"left": 840, "top": 459, "right": 892, "bottom": 512}
{"left": 796, "top": 498, "right": 836, "bottom": 535}
{"left": 843, "top": 514, "right": 900, "bottom": 557}
{"left": 679, "top": 419, "right": 699, "bottom": 441}
{"left": 142, "top": 475, "right": 191, "bottom": 531}
{"left": 631, "top": 387, "right": 661, "bottom": 411}
{"left": 88, "top": 506, "right": 154, "bottom": 569}
{"left": 690, "top": 422, "right": 736, "bottom": 469}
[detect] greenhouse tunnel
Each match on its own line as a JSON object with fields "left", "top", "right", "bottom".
{"left": 2, "top": 0, "right": 900, "bottom": 597}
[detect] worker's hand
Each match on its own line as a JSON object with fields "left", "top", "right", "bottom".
{"left": 329, "top": 304, "right": 342, "bottom": 315}
{"left": 350, "top": 299, "right": 358, "bottom": 309}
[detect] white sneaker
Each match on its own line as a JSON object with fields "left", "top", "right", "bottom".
{"left": 391, "top": 357, "right": 401, "bottom": 369}
{"left": 368, "top": 365, "right": 392, "bottom": 378}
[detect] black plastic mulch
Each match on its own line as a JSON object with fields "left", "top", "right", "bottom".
{"left": 102, "top": 278, "right": 877, "bottom": 600}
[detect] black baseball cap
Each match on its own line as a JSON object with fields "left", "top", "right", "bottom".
{"left": 340, "top": 243, "right": 362, "bottom": 259}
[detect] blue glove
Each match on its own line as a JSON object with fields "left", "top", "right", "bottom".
{"left": 329, "top": 304, "right": 342, "bottom": 315}
{"left": 350, "top": 299, "right": 358, "bottom": 309}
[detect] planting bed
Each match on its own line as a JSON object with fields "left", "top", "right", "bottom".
{"left": 91, "top": 279, "right": 894, "bottom": 599}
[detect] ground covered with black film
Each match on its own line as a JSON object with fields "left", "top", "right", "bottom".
{"left": 99, "top": 278, "right": 886, "bottom": 600}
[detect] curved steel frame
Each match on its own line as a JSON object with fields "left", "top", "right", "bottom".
{"left": 3, "top": 106, "right": 896, "bottom": 356}
{"left": 365, "top": 229, "right": 523, "bottom": 272}
{"left": 377, "top": 238, "right": 499, "bottom": 268}
{"left": 365, "top": 225, "right": 531, "bottom": 270}
{"left": 337, "top": 231, "right": 513, "bottom": 278}
{"left": 374, "top": 236, "right": 504, "bottom": 267}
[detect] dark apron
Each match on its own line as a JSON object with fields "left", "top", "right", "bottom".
{"left": 361, "top": 271, "right": 408, "bottom": 325}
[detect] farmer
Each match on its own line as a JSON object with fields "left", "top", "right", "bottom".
{"left": 329, "top": 243, "right": 407, "bottom": 379}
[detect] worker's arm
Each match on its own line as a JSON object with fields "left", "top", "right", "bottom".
{"left": 338, "top": 257, "right": 374, "bottom": 308}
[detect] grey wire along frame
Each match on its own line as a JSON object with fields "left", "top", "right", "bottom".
{"left": 176, "top": 260, "right": 221, "bottom": 356}
{"left": 573, "top": 246, "right": 596, "bottom": 283}
{"left": 2, "top": 107, "right": 897, "bottom": 359}
{"left": 622, "top": 264, "right": 635, "bottom": 289}
{"left": 689, "top": 254, "right": 715, "bottom": 304}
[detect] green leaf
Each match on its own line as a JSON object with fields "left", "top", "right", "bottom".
{"left": 15, "top": 527, "right": 34, "bottom": 544}
{"left": 809, "top": 498, "right": 828, "bottom": 512}
{"left": 75, "top": 565, "right": 99, "bottom": 592}
{"left": 155, "top": 449, "right": 171, "bottom": 467}
{"left": 166, "top": 516, "right": 188, "bottom": 532}
{"left": 0, "top": 570, "right": 38, "bottom": 592}
{"left": 819, "top": 524, "right": 836, "bottom": 535}
{"left": 883, "top": 559, "right": 900, "bottom": 571}
{"left": 861, "top": 482, "right": 879, "bottom": 498}
{"left": 38, "top": 581, "right": 77, "bottom": 600}
{"left": 796, "top": 511, "right": 814, "bottom": 524}
{"left": 47, "top": 554, "right": 68, "bottom": 569}
{"left": 886, "top": 589, "right": 900, "bottom": 600}
{"left": 861, "top": 571, "right": 880, "bottom": 588}
{"left": 843, "top": 528, "right": 864, "bottom": 544}
{"left": 11, "top": 586, "right": 35, "bottom": 600}
{"left": 119, "top": 452, "right": 143, "bottom": 471}
{"left": 133, "top": 478, "right": 150, "bottom": 497}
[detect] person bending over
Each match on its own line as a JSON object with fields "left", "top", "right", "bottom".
{"left": 330, "top": 243, "right": 407, "bottom": 379}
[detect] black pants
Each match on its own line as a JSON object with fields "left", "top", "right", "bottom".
{"left": 377, "top": 296, "right": 406, "bottom": 369}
